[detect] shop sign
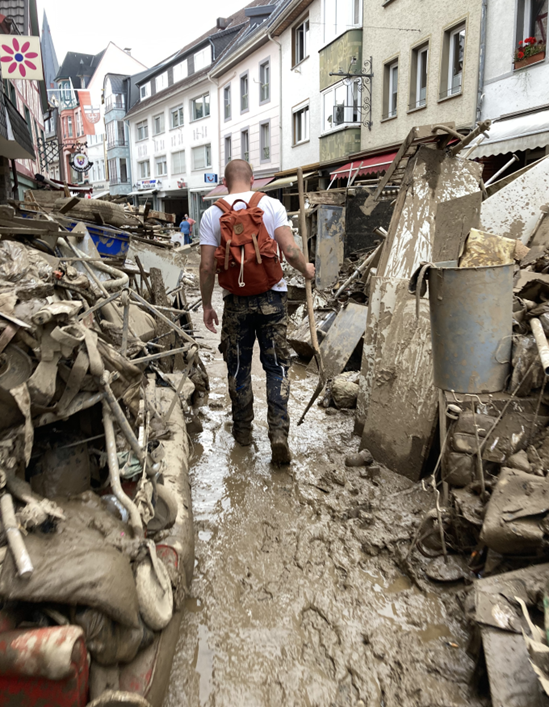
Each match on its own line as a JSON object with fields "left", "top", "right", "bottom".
{"left": 0, "top": 36, "right": 43, "bottom": 80}
{"left": 70, "top": 152, "right": 92, "bottom": 172}
{"left": 137, "top": 178, "right": 161, "bottom": 190}
{"left": 204, "top": 173, "right": 218, "bottom": 184}
{"left": 177, "top": 179, "right": 187, "bottom": 189}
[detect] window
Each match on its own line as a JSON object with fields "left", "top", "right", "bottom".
{"left": 136, "top": 120, "right": 148, "bottom": 141}
{"left": 240, "top": 73, "right": 248, "bottom": 112}
{"left": 173, "top": 60, "right": 188, "bottom": 83}
{"left": 120, "top": 158, "right": 128, "bottom": 183}
{"left": 140, "top": 82, "right": 150, "bottom": 100}
{"left": 192, "top": 144, "right": 211, "bottom": 170}
{"left": 323, "top": 0, "right": 362, "bottom": 44}
{"left": 383, "top": 60, "right": 398, "bottom": 118}
{"left": 171, "top": 105, "right": 184, "bottom": 128}
{"left": 108, "top": 158, "right": 118, "bottom": 183}
{"left": 76, "top": 111, "right": 83, "bottom": 136}
{"left": 293, "top": 18, "right": 309, "bottom": 66}
{"left": 260, "top": 122, "right": 270, "bottom": 161}
{"left": 410, "top": 44, "right": 428, "bottom": 109}
{"left": 293, "top": 104, "right": 309, "bottom": 145}
{"left": 138, "top": 160, "right": 150, "bottom": 178}
{"left": 155, "top": 155, "right": 167, "bottom": 176}
{"left": 322, "top": 80, "right": 360, "bottom": 132}
{"left": 259, "top": 60, "right": 270, "bottom": 103}
{"left": 153, "top": 113, "right": 165, "bottom": 135}
{"left": 67, "top": 115, "right": 73, "bottom": 137}
{"left": 440, "top": 24, "right": 465, "bottom": 98}
{"left": 224, "top": 84, "right": 231, "bottom": 120}
{"left": 516, "top": 0, "right": 548, "bottom": 50}
{"left": 172, "top": 150, "right": 185, "bottom": 174}
{"left": 241, "top": 129, "right": 249, "bottom": 161}
{"left": 225, "top": 135, "right": 232, "bottom": 165}
{"left": 194, "top": 46, "right": 211, "bottom": 71}
{"left": 155, "top": 71, "right": 168, "bottom": 92}
{"left": 191, "top": 93, "right": 210, "bottom": 121}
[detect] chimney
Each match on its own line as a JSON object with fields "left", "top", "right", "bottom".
{"left": 216, "top": 17, "right": 230, "bottom": 30}
{"left": 124, "top": 47, "right": 132, "bottom": 55}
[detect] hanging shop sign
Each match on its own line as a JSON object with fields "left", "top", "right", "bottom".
{"left": 177, "top": 179, "right": 187, "bottom": 189}
{"left": 70, "top": 152, "right": 92, "bottom": 173}
{"left": 0, "top": 36, "right": 43, "bottom": 80}
{"left": 204, "top": 173, "right": 218, "bottom": 184}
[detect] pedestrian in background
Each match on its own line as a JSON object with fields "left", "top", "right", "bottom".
{"left": 199, "top": 159, "right": 315, "bottom": 464}
{"left": 179, "top": 215, "right": 191, "bottom": 245}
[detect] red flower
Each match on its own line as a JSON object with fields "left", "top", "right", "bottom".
{"left": 519, "top": 40, "right": 523, "bottom": 45}
{"left": 518, "top": 50, "right": 525, "bottom": 59}
{"left": 1, "top": 37, "right": 38, "bottom": 78}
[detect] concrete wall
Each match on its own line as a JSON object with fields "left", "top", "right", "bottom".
{"left": 217, "top": 41, "right": 281, "bottom": 177}
{"left": 279, "top": 0, "right": 322, "bottom": 170}
{"left": 482, "top": 0, "right": 549, "bottom": 119}
{"left": 361, "top": 0, "right": 483, "bottom": 151}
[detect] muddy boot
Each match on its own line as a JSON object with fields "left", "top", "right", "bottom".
{"left": 233, "top": 424, "right": 252, "bottom": 446}
{"left": 270, "top": 433, "right": 291, "bottom": 465}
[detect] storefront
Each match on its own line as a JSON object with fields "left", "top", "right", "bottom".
{"left": 158, "top": 181, "right": 189, "bottom": 225}
{"left": 128, "top": 178, "right": 162, "bottom": 210}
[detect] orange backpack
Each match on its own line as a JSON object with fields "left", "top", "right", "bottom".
{"left": 214, "top": 192, "right": 284, "bottom": 296}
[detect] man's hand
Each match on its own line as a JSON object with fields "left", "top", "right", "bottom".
{"left": 203, "top": 305, "right": 219, "bottom": 333}
{"left": 304, "top": 263, "right": 315, "bottom": 281}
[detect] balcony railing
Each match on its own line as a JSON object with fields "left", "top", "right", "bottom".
{"left": 105, "top": 95, "right": 126, "bottom": 113}
{"left": 107, "top": 138, "right": 127, "bottom": 149}
{"left": 109, "top": 176, "right": 130, "bottom": 185}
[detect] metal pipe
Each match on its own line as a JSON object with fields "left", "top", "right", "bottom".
{"left": 121, "top": 290, "right": 130, "bottom": 357}
{"left": 102, "top": 402, "right": 143, "bottom": 538}
{"left": 1, "top": 493, "right": 33, "bottom": 578}
{"left": 463, "top": 134, "right": 486, "bottom": 159}
{"left": 163, "top": 347, "right": 197, "bottom": 425}
{"left": 530, "top": 318, "right": 549, "bottom": 375}
{"left": 476, "top": 0, "right": 488, "bottom": 123}
{"left": 98, "top": 373, "right": 144, "bottom": 462}
{"left": 484, "top": 154, "right": 519, "bottom": 186}
{"left": 268, "top": 32, "right": 283, "bottom": 171}
{"left": 131, "top": 345, "right": 192, "bottom": 365}
{"left": 449, "top": 119, "right": 492, "bottom": 157}
{"left": 333, "top": 242, "right": 383, "bottom": 299}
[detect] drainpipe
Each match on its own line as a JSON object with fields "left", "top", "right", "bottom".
{"left": 476, "top": 0, "right": 488, "bottom": 124}
{"left": 268, "top": 32, "right": 283, "bottom": 171}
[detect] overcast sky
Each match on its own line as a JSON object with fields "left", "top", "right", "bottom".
{"left": 36, "top": 0, "right": 249, "bottom": 69}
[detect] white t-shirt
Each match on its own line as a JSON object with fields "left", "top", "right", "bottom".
{"left": 199, "top": 191, "right": 288, "bottom": 293}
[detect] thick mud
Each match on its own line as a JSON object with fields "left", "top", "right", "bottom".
{"left": 163, "top": 252, "right": 487, "bottom": 707}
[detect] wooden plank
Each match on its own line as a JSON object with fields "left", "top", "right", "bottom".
{"left": 360, "top": 280, "right": 437, "bottom": 481}
{"left": 58, "top": 195, "right": 80, "bottom": 214}
{"left": 306, "top": 191, "right": 345, "bottom": 206}
{"left": 432, "top": 191, "right": 482, "bottom": 263}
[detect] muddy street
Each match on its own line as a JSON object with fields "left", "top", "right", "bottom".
{"left": 163, "top": 252, "right": 486, "bottom": 707}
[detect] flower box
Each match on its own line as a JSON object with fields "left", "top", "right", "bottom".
{"left": 514, "top": 50, "right": 546, "bottom": 69}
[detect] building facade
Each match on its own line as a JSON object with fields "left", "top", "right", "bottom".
{"left": 473, "top": 0, "right": 549, "bottom": 169}
{"left": 361, "top": 0, "right": 483, "bottom": 153}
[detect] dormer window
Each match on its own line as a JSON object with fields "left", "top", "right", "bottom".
{"left": 140, "top": 82, "right": 151, "bottom": 100}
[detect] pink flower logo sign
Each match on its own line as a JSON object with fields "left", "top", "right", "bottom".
{"left": 0, "top": 36, "right": 43, "bottom": 81}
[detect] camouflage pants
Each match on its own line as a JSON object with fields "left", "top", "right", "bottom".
{"left": 219, "top": 290, "right": 290, "bottom": 439}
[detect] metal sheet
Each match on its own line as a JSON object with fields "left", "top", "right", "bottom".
{"left": 315, "top": 205, "right": 344, "bottom": 290}
{"left": 428, "top": 264, "right": 513, "bottom": 393}
{"left": 314, "top": 301, "right": 368, "bottom": 380}
{"left": 360, "top": 280, "right": 438, "bottom": 481}
{"left": 480, "top": 156, "right": 549, "bottom": 244}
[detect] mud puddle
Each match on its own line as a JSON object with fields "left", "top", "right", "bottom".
{"left": 163, "top": 252, "right": 487, "bottom": 707}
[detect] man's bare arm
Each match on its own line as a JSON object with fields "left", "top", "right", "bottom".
{"left": 199, "top": 245, "right": 219, "bottom": 333}
{"left": 274, "top": 225, "right": 315, "bottom": 280}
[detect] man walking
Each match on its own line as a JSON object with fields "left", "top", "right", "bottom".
{"left": 199, "top": 160, "right": 314, "bottom": 464}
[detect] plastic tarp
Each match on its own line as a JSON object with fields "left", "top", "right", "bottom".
{"left": 473, "top": 110, "right": 549, "bottom": 158}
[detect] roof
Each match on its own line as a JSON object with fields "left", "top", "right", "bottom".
{"left": 105, "top": 73, "right": 126, "bottom": 95}
{"left": 41, "top": 11, "right": 59, "bottom": 90}
{"left": 55, "top": 49, "right": 106, "bottom": 84}
{"left": 0, "top": 0, "right": 27, "bottom": 34}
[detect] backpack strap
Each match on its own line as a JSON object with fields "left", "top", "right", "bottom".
{"left": 248, "top": 192, "right": 265, "bottom": 208}
{"left": 215, "top": 198, "right": 231, "bottom": 213}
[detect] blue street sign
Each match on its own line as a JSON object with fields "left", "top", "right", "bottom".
{"left": 204, "top": 173, "right": 218, "bottom": 184}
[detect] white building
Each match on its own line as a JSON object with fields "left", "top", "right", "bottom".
{"left": 125, "top": 7, "right": 256, "bottom": 225}
{"left": 474, "top": 0, "right": 549, "bottom": 167}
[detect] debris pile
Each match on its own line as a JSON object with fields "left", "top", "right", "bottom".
{"left": 0, "top": 204, "right": 206, "bottom": 705}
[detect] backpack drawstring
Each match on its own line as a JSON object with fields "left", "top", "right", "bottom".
{"left": 238, "top": 246, "right": 245, "bottom": 287}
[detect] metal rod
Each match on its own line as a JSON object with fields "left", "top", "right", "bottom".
{"left": 76, "top": 289, "right": 122, "bottom": 320}
{"left": 438, "top": 389, "right": 449, "bottom": 507}
{"left": 98, "top": 373, "right": 144, "bottom": 463}
{"left": 121, "top": 290, "right": 130, "bottom": 357}
{"left": 163, "top": 348, "right": 197, "bottom": 425}
{"left": 1, "top": 493, "right": 33, "bottom": 578}
{"left": 333, "top": 242, "right": 383, "bottom": 299}
{"left": 131, "top": 345, "right": 192, "bottom": 365}
{"left": 484, "top": 154, "right": 519, "bottom": 186}
{"left": 531, "top": 318, "right": 549, "bottom": 375}
{"left": 102, "top": 402, "right": 143, "bottom": 538}
{"left": 129, "top": 289, "right": 210, "bottom": 350}
{"left": 471, "top": 400, "right": 486, "bottom": 499}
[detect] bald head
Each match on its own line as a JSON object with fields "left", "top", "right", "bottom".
{"left": 224, "top": 159, "right": 253, "bottom": 191}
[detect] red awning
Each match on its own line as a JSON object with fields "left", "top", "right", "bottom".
{"left": 204, "top": 177, "right": 274, "bottom": 199}
{"left": 329, "top": 151, "right": 399, "bottom": 181}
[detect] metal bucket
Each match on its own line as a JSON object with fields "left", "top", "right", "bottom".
{"left": 428, "top": 263, "right": 513, "bottom": 393}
